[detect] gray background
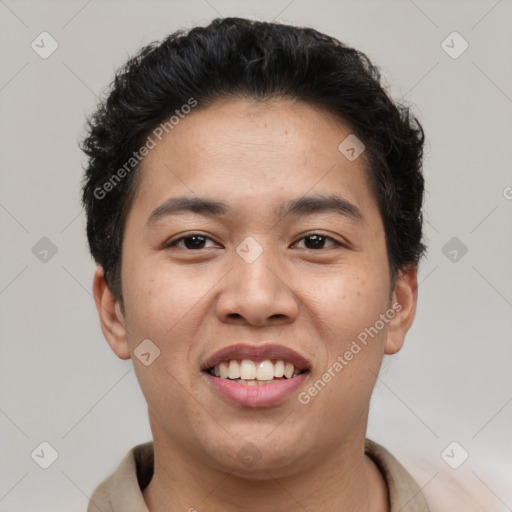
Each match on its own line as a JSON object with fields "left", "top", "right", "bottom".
{"left": 1, "top": 0, "right": 511, "bottom": 510}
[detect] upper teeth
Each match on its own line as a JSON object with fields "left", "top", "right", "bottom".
{"left": 212, "top": 359, "right": 300, "bottom": 380}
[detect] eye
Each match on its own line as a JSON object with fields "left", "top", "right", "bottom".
{"left": 293, "top": 233, "right": 342, "bottom": 250}
{"left": 164, "top": 232, "right": 344, "bottom": 251}
{"left": 165, "top": 234, "right": 219, "bottom": 250}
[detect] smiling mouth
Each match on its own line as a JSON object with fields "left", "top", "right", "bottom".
{"left": 206, "top": 359, "right": 309, "bottom": 386}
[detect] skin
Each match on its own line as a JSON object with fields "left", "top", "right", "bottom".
{"left": 93, "top": 97, "right": 418, "bottom": 512}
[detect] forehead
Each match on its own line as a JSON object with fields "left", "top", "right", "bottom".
{"left": 129, "top": 98, "right": 379, "bottom": 226}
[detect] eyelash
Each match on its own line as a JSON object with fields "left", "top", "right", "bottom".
{"left": 165, "top": 232, "right": 344, "bottom": 250}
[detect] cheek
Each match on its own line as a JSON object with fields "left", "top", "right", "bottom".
{"left": 303, "top": 270, "right": 388, "bottom": 428}
{"left": 125, "top": 254, "right": 201, "bottom": 317}
{"left": 310, "top": 269, "right": 389, "bottom": 409}
{"left": 121, "top": 258, "right": 221, "bottom": 374}
{"left": 313, "top": 263, "right": 389, "bottom": 338}
{"left": 122, "top": 267, "right": 202, "bottom": 407}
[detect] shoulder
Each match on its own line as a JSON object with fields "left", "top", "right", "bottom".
{"left": 87, "top": 441, "right": 154, "bottom": 512}
{"left": 365, "top": 438, "right": 429, "bottom": 511}
{"left": 369, "top": 441, "right": 502, "bottom": 512}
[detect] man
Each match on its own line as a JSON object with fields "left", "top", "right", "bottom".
{"left": 82, "top": 17, "right": 428, "bottom": 511}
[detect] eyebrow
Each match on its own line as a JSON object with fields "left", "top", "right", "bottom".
{"left": 146, "top": 194, "right": 364, "bottom": 226}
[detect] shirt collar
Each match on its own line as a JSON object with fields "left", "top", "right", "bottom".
{"left": 89, "top": 439, "right": 429, "bottom": 512}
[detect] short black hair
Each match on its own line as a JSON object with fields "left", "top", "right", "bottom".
{"left": 81, "top": 17, "right": 426, "bottom": 307}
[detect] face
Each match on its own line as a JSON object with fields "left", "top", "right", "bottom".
{"left": 94, "top": 98, "right": 417, "bottom": 478}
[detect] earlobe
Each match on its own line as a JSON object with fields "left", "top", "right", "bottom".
{"left": 384, "top": 265, "right": 418, "bottom": 355}
{"left": 92, "top": 266, "right": 131, "bottom": 360}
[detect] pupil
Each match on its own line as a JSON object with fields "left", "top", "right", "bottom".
{"left": 305, "top": 235, "right": 324, "bottom": 249}
{"left": 185, "top": 235, "right": 205, "bottom": 249}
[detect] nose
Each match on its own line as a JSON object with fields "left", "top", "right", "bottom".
{"left": 215, "top": 249, "right": 300, "bottom": 327}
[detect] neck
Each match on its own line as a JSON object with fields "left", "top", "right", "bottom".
{"left": 142, "top": 427, "right": 389, "bottom": 512}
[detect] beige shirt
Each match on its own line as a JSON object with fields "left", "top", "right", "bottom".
{"left": 87, "top": 438, "right": 429, "bottom": 511}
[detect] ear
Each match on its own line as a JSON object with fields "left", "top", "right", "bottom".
{"left": 92, "top": 266, "right": 131, "bottom": 360}
{"left": 384, "top": 265, "right": 418, "bottom": 355}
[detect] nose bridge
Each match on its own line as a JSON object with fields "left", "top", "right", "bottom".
{"left": 216, "top": 235, "right": 299, "bottom": 324}
{"left": 233, "top": 235, "right": 284, "bottom": 297}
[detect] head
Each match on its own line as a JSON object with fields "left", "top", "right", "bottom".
{"left": 82, "top": 18, "right": 426, "bottom": 476}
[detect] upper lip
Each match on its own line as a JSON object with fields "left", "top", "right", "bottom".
{"left": 201, "top": 344, "right": 311, "bottom": 372}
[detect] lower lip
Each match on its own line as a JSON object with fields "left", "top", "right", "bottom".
{"left": 203, "top": 372, "right": 309, "bottom": 407}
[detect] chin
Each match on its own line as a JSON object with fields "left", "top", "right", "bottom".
{"left": 205, "top": 434, "right": 312, "bottom": 478}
